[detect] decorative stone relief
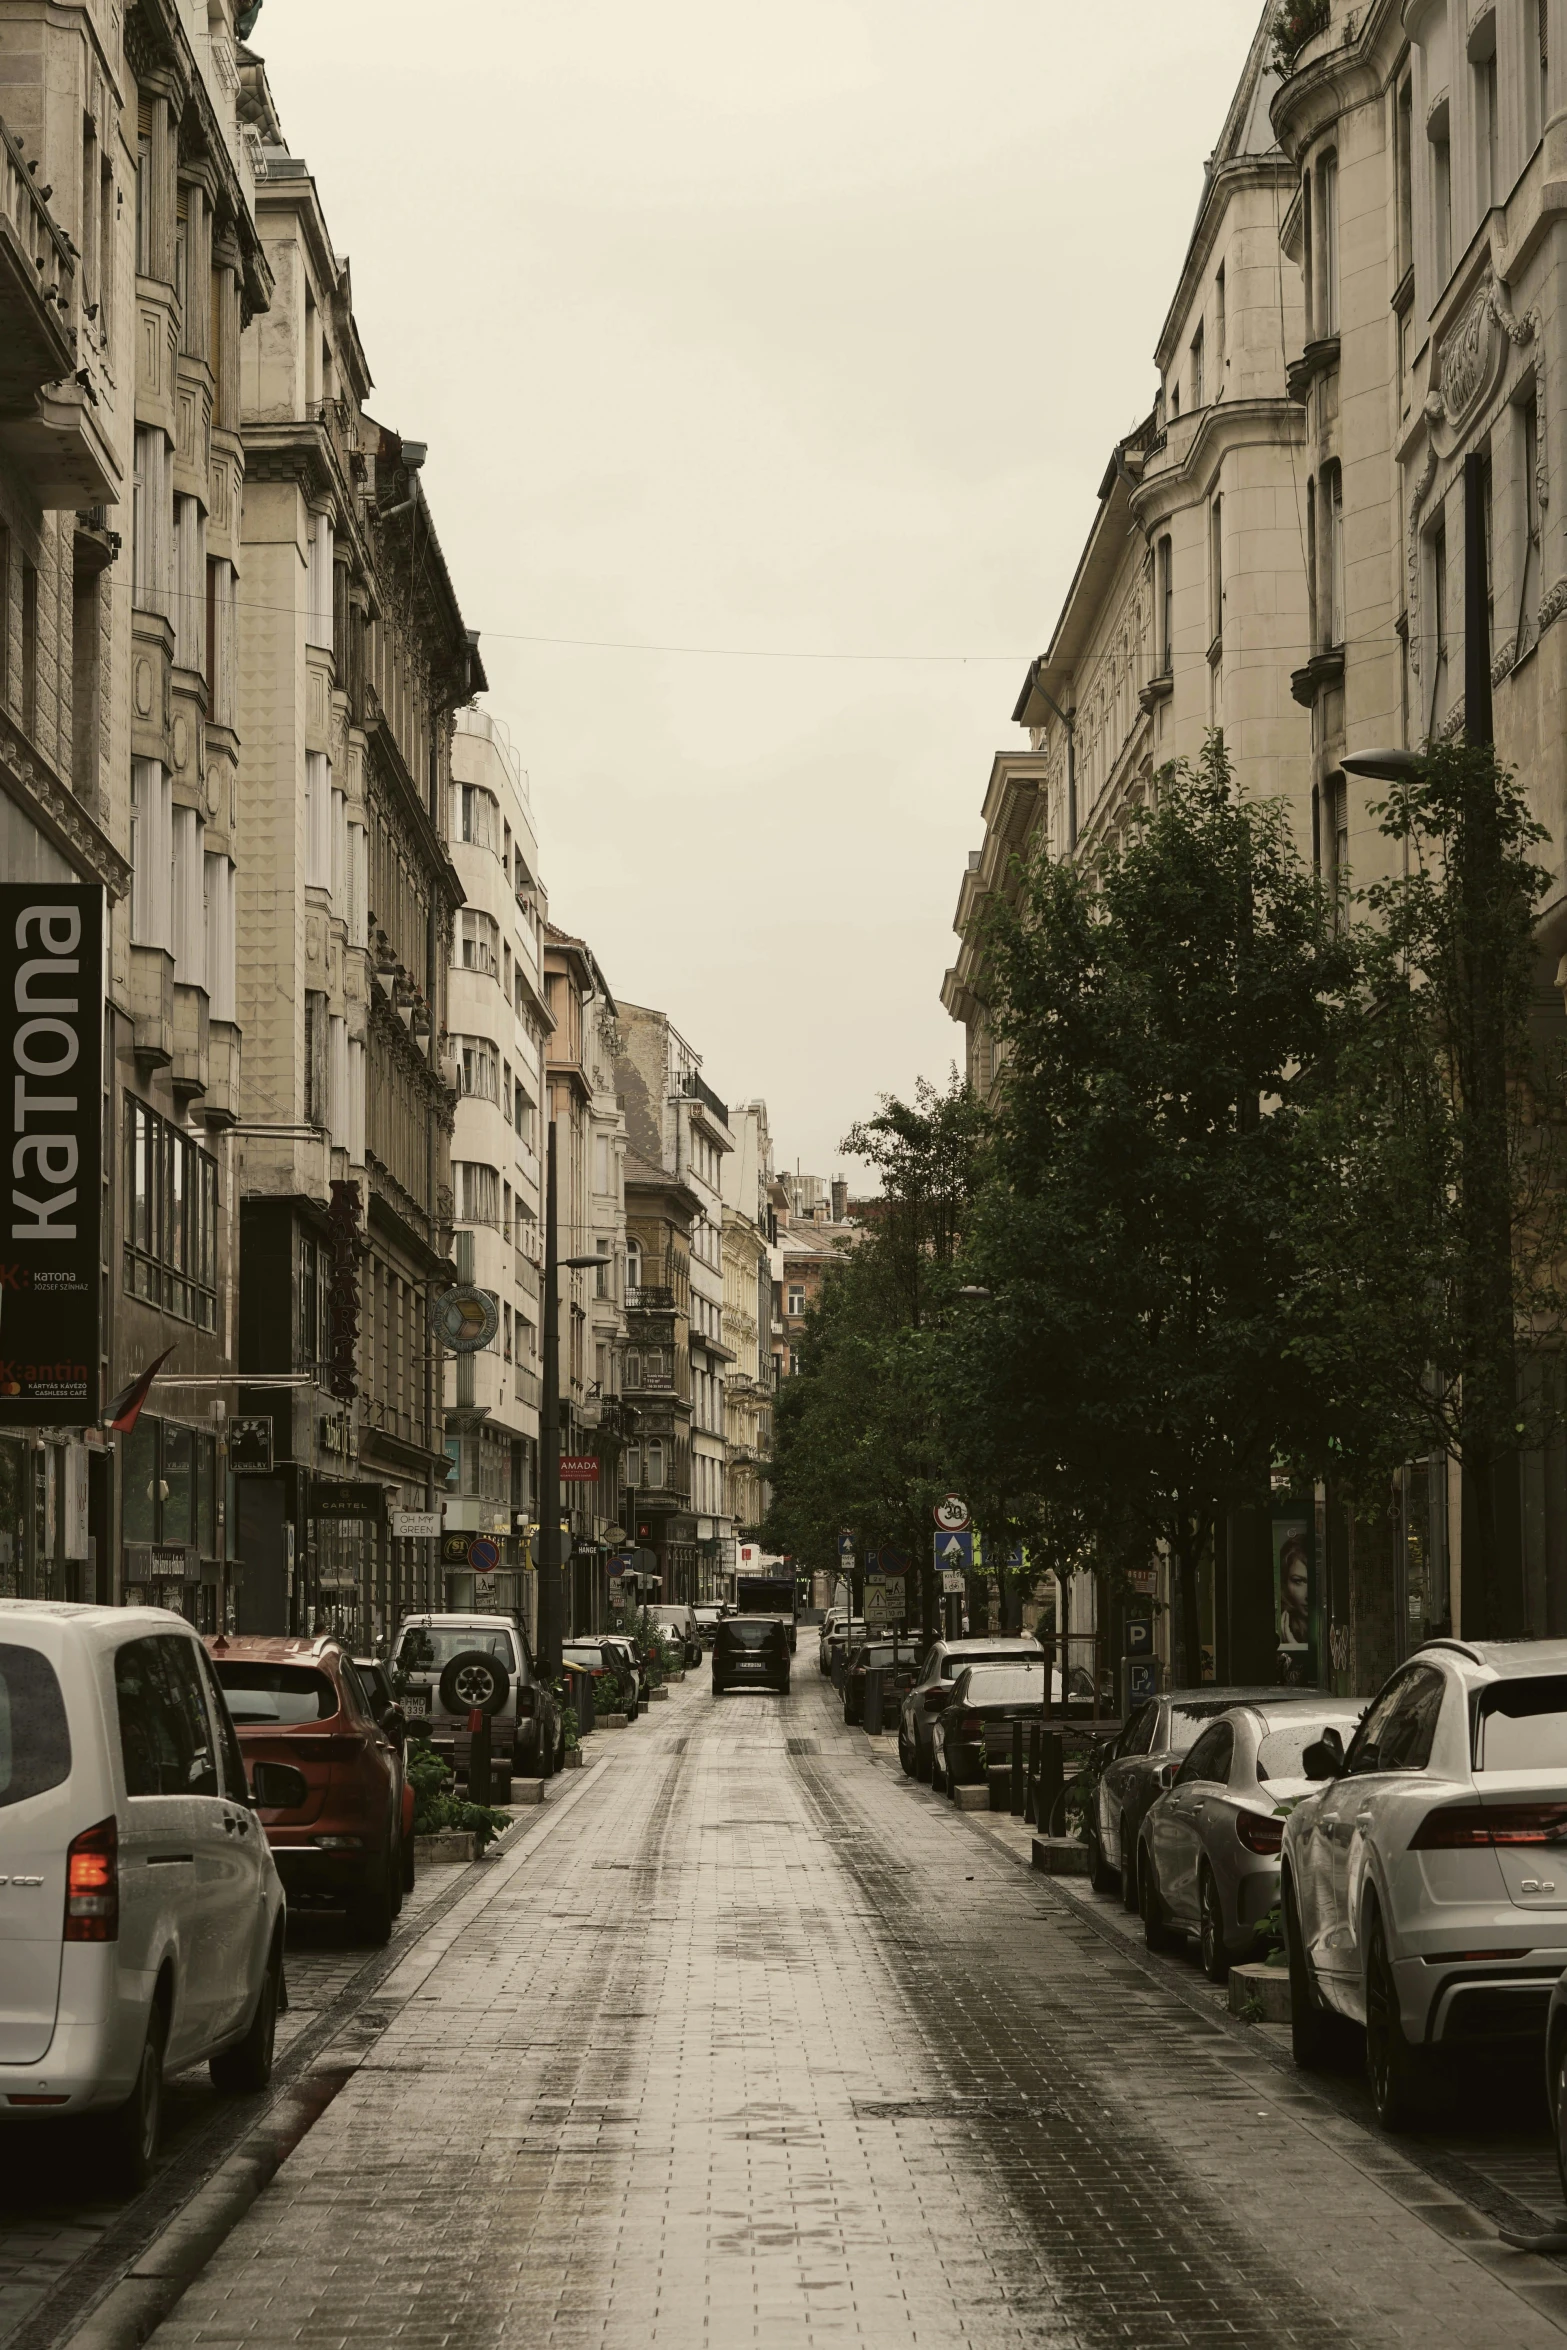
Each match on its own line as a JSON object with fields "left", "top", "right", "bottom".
{"left": 134, "top": 658, "right": 153, "bottom": 717}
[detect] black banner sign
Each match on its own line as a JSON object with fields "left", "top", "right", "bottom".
{"left": 310, "top": 1479, "right": 386, "bottom": 1523}
{"left": 229, "top": 1416, "right": 275, "bottom": 1474}
{"left": 0, "top": 885, "right": 102, "bottom": 1425}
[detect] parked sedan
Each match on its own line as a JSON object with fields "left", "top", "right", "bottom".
{"left": 562, "top": 1639, "right": 638, "bottom": 1721}
{"left": 694, "top": 1605, "right": 730, "bottom": 1650}
{"left": 1283, "top": 1637, "right": 1567, "bottom": 2128}
{"left": 897, "top": 1637, "right": 1045, "bottom": 1782}
{"left": 600, "top": 1633, "right": 649, "bottom": 1713}
{"left": 208, "top": 1635, "right": 412, "bottom": 1944}
{"left": 842, "top": 1638, "right": 920, "bottom": 1728}
{"left": 821, "top": 1615, "right": 865, "bottom": 1681}
{"left": 930, "top": 1658, "right": 1052, "bottom": 1790}
{"left": 1137, "top": 1699, "right": 1365, "bottom": 1981}
{"left": 1092, "top": 1686, "right": 1336, "bottom": 1910}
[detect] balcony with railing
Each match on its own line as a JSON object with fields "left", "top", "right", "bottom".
{"left": 0, "top": 114, "right": 115, "bottom": 505}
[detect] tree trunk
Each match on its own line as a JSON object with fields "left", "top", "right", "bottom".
{"left": 1174, "top": 1524, "right": 1206, "bottom": 1687}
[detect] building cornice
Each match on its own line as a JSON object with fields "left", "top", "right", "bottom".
{"left": 1130, "top": 396, "right": 1307, "bottom": 533}
{"left": 1269, "top": 0, "right": 1405, "bottom": 160}
{"left": 0, "top": 708, "right": 131, "bottom": 898}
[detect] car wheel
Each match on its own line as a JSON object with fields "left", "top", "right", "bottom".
{"left": 1140, "top": 1847, "right": 1177, "bottom": 1952}
{"left": 1087, "top": 1816, "right": 1116, "bottom": 1897}
{"left": 898, "top": 1727, "right": 916, "bottom": 1779}
{"left": 211, "top": 1936, "right": 281, "bottom": 2095}
{"left": 1119, "top": 1821, "right": 1139, "bottom": 1913}
{"left": 102, "top": 1999, "right": 166, "bottom": 2190}
{"left": 1365, "top": 1908, "right": 1426, "bottom": 2130}
{"left": 1198, "top": 1866, "right": 1229, "bottom": 1983}
{"left": 346, "top": 1843, "right": 396, "bottom": 1947}
{"left": 1284, "top": 1873, "right": 1338, "bottom": 2071}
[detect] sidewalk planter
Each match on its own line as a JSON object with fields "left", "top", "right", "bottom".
{"left": 600, "top": 1712, "right": 631, "bottom": 1729}
{"left": 1031, "top": 1836, "right": 1090, "bottom": 1875}
{"left": 1228, "top": 1962, "right": 1291, "bottom": 2022}
{"left": 651, "top": 1686, "right": 670, "bottom": 1702}
{"left": 563, "top": 1748, "right": 586, "bottom": 1768}
{"left": 986, "top": 1765, "right": 1012, "bottom": 1811}
{"left": 415, "top": 1830, "right": 480, "bottom": 1865}
{"left": 952, "top": 1785, "right": 989, "bottom": 1812}
{"left": 512, "top": 1780, "right": 545, "bottom": 1807}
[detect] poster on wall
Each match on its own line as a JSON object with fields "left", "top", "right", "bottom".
{"left": 1271, "top": 1505, "right": 1317, "bottom": 1685}
{"left": 0, "top": 886, "right": 103, "bottom": 1425}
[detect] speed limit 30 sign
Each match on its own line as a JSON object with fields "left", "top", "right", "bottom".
{"left": 933, "top": 1493, "right": 970, "bottom": 1533}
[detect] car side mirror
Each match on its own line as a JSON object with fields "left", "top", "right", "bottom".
{"left": 1302, "top": 1729, "right": 1346, "bottom": 1781}
{"left": 250, "top": 1760, "right": 307, "bottom": 1810}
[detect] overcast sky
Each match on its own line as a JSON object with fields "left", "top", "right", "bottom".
{"left": 253, "top": 0, "right": 1267, "bottom": 1185}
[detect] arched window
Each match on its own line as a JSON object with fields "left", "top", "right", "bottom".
{"left": 626, "top": 1239, "right": 643, "bottom": 1294}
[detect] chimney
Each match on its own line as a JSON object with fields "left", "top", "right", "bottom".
{"left": 831, "top": 1176, "right": 848, "bottom": 1223}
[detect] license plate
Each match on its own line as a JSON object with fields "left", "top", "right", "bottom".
{"left": 402, "top": 1688, "right": 430, "bottom": 1714}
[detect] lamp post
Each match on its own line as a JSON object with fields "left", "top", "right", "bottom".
{"left": 536, "top": 1114, "right": 609, "bottom": 1674}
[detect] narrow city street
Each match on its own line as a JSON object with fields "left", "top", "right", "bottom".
{"left": 6, "top": 1676, "right": 1564, "bottom": 2350}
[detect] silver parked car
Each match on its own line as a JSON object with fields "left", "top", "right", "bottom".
{"left": 1091, "top": 1686, "right": 1335, "bottom": 1909}
{"left": 1284, "top": 1638, "right": 1567, "bottom": 2128}
{"left": 1138, "top": 1698, "right": 1365, "bottom": 1981}
{"left": 897, "top": 1637, "right": 1046, "bottom": 1782}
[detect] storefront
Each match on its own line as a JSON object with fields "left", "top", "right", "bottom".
{"left": 120, "top": 1414, "right": 226, "bottom": 1628}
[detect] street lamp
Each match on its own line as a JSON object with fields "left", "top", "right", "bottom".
{"left": 1339, "top": 749, "right": 1425, "bottom": 784}
{"left": 536, "top": 1112, "right": 610, "bottom": 1675}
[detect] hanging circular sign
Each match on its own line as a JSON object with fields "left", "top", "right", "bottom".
{"left": 435, "top": 1285, "right": 500, "bottom": 1354}
{"left": 468, "top": 1535, "right": 501, "bottom": 1572}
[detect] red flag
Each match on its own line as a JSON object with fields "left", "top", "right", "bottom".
{"left": 105, "top": 1348, "right": 175, "bottom": 1433}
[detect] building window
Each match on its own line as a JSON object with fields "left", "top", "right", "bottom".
{"left": 625, "top": 1443, "right": 641, "bottom": 1487}
{"left": 1190, "top": 320, "right": 1204, "bottom": 408}
{"left": 1214, "top": 263, "right": 1226, "bottom": 365}
{"left": 20, "top": 560, "right": 37, "bottom": 740}
{"left": 123, "top": 1099, "right": 219, "bottom": 1330}
{"left": 646, "top": 1439, "right": 665, "bottom": 1489}
{"left": 1396, "top": 78, "right": 1414, "bottom": 287}
{"left": 1474, "top": 22, "right": 1498, "bottom": 212}
{"left": 304, "top": 752, "right": 332, "bottom": 892}
{"left": 455, "top": 1161, "right": 500, "bottom": 1223}
{"left": 787, "top": 1286, "right": 805, "bottom": 1317}
{"left": 457, "top": 1037, "right": 500, "bottom": 1101}
{"left": 454, "top": 784, "right": 499, "bottom": 852}
{"left": 1430, "top": 514, "right": 1450, "bottom": 732}
{"left": 1157, "top": 537, "right": 1173, "bottom": 674}
{"left": 1518, "top": 389, "right": 1542, "bottom": 647}
{"left": 1209, "top": 495, "right": 1223, "bottom": 648}
{"left": 1320, "top": 463, "right": 1345, "bottom": 649}
{"left": 1430, "top": 103, "right": 1452, "bottom": 286}
{"left": 1317, "top": 152, "right": 1338, "bottom": 335}
{"left": 626, "top": 1239, "right": 643, "bottom": 1294}
{"left": 459, "top": 909, "right": 498, "bottom": 973}
{"left": 130, "top": 758, "right": 173, "bottom": 951}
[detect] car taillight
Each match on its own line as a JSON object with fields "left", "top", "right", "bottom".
{"left": 923, "top": 1689, "right": 950, "bottom": 1715}
{"left": 955, "top": 1710, "right": 984, "bottom": 1738}
{"left": 1235, "top": 1810, "right": 1284, "bottom": 1856}
{"left": 515, "top": 1686, "right": 536, "bottom": 1717}
{"left": 64, "top": 1816, "right": 118, "bottom": 1942}
{"left": 1411, "top": 1801, "right": 1567, "bottom": 1848}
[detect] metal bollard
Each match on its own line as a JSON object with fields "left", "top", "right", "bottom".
{"left": 1039, "top": 1729, "right": 1065, "bottom": 1838}
{"left": 862, "top": 1667, "right": 884, "bottom": 1732}
{"left": 468, "top": 1706, "right": 492, "bottom": 1806}
{"left": 1010, "top": 1720, "right": 1025, "bottom": 1815}
{"left": 1025, "top": 1722, "right": 1042, "bottom": 1824}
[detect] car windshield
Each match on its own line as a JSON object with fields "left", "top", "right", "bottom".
{"left": 723, "top": 1621, "right": 776, "bottom": 1648}
{"left": 942, "top": 1646, "right": 1037, "bottom": 1679}
{"left": 1475, "top": 1676, "right": 1567, "bottom": 1770}
{"left": 397, "top": 1627, "right": 516, "bottom": 1674}
{"left": 212, "top": 1662, "right": 337, "bottom": 1724}
{"left": 959, "top": 1664, "right": 1046, "bottom": 1705}
{"left": 0, "top": 1643, "right": 70, "bottom": 1808}
{"left": 563, "top": 1646, "right": 607, "bottom": 1668}
{"left": 1256, "top": 1720, "right": 1357, "bottom": 1780}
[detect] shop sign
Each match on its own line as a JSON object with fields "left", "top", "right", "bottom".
{"left": 149, "top": 1543, "right": 197, "bottom": 1579}
{"left": 0, "top": 886, "right": 103, "bottom": 1425}
{"left": 390, "top": 1509, "right": 442, "bottom": 1538}
{"left": 310, "top": 1480, "right": 386, "bottom": 1523}
{"left": 229, "top": 1417, "right": 274, "bottom": 1475}
{"left": 560, "top": 1455, "right": 600, "bottom": 1481}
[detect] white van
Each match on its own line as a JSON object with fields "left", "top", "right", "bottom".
{"left": 0, "top": 1603, "right": 294, "bottom": 2185}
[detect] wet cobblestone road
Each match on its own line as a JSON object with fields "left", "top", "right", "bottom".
{"left": 19, "top": 1671, "right": 1567, "bottom": 2349}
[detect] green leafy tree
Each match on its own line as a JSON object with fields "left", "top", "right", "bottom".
{"left": 1286, "top": 742, "right": 1567, "bottom": 1633}
{"left": 953, "top": 736, "right": 1358, "bottom": 1683}
{"left": 763, "top": 1077, "right": 986, "bottom": 1638}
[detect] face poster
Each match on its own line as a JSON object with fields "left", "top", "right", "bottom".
{"left": 1271, "top": 1510, "right": 1315, "bottom": 1682}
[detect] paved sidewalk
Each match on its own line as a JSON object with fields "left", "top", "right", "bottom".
{"left": 141, "top": 1675, "right": 1567, "bottom": 2350}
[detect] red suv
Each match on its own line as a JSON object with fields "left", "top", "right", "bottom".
{"left": 205, "top": 1635, "right": 414, "bottom": 1944}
